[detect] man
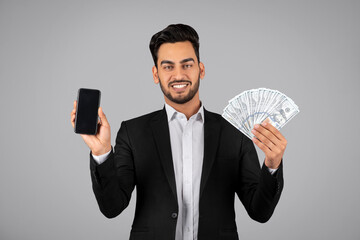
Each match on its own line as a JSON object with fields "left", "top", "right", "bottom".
{"left": 70, "top": 24, "right": 287, "bottom": 240}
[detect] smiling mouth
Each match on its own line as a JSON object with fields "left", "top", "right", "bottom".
{"left": 171, "top": 83, "right": 189, "bottom": 92}
{"left": 173, "top": 83, "right": 188, "bottom": 88}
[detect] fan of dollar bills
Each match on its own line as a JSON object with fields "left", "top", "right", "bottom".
{"left": 222, "top": 88, "right": 300, "bottom": 139}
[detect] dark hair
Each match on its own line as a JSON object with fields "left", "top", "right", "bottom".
{"left": 149, "top": 24, "right": 200, "bottom": 67}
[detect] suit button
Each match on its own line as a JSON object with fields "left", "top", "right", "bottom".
{"left": 171, "top": 213, "right": 178, "bottom": 219}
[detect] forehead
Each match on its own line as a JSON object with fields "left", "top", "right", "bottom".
{"left": 157, "top": 41, "right": 197, "bottom": 62}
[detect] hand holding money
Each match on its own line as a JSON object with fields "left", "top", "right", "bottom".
{"left": 222, "top": 88, "right": 299, "bottom": 169}
{"left": 251, "top": 119, "right": 287, "bottom": 169}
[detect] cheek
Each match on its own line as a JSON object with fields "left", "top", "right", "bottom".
{"left": 158, "top": 74, "right": 170, "bottom": 86}
{"left": 189, "top": 71, "right": 200, "bottom": 80}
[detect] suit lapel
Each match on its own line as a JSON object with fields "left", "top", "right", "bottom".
{"left": 200, "top": 108, "right": 221, "bottom": 199}
{"left": 149, "top": 107, "right": 221, "bottom": 203}
{"left": 150, "top": 107, "right": 178, "bottom": 204}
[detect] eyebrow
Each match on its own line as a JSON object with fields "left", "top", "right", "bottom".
{"left": 160, "top": 58, "right": 195, "bottom": 66}
{"left": 180, "top": 58, "right": 195, "bottom": 64}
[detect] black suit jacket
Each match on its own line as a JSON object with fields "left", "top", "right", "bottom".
{"left": 89, "top": 107, "right": 283, "bottom": 240}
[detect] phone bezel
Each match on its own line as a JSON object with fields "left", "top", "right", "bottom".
{"left": 74, "top": 88, "right": 101, "bottom": 135}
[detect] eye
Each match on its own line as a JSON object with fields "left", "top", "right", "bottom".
{"left": 183, "top": 64, "right": 193, "bottom": 69}
{"left": 163, "top": 65, "right": 174, "bottom": 71}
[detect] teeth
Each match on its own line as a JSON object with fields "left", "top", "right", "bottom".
{"left": 173, "top": 84, "right": 187, "bottom": 88}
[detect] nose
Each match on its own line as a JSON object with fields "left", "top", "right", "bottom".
{"left": 172, "top": 67, "right": 186, "bottom": 81}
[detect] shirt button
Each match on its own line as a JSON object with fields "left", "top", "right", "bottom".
{"left": 171, "top": 213, "right": 178, "bottom": 219}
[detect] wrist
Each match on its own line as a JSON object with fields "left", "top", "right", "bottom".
{"left": 264, "top": 158, "right": 281, "bottom": 169}
{"left": 92, "top": 145, "right": 111, "bottom": 156}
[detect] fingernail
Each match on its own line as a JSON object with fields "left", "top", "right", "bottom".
{"left": 262, "top": 122, "right": 267, "bottom": 126}
{"left": 251, "top": 129, "right": 256, "bottom": 134}
{"left": 255, "top": 124, "right": 259, "bottom": 129}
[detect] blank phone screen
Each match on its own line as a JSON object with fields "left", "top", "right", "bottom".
{"left": 75, "top": 88, "right": 101, "bottom": 135}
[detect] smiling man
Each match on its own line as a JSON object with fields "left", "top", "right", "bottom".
{"left": 152, "top": 40, "right": 204, "bottom": 118}
{"left": 71, "top": 24, "right": 286, "bottom": 240}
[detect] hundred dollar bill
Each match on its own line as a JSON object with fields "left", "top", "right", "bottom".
{"left": 222, "top": 88, "right": 300, "bottom": 139}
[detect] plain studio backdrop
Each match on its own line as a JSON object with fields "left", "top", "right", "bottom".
{"left": 0, "top": 0, "right": 359, "bottom": 239}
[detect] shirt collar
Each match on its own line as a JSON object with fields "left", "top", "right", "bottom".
{"left": 165, "top": 102, "right": 204, "bottom": 123}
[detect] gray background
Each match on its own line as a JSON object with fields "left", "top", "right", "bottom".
{"left": 0, "top": 0, "right": 359, "bottom": 239}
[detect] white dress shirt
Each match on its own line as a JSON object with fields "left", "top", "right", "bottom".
{"left": 165, "top": 103, "right": 204, "bottom": 240}
{"left": 92, "top": 103, "right": 277, "bottom": 240}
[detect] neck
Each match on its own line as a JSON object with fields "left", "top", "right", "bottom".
{"left": 164, "top": 92, "right": 201, "bottom": 120}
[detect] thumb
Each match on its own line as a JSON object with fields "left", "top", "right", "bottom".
{"left": 98, "top": 107, "right": 110, "bottom": 127}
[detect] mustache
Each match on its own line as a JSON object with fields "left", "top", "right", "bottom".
{"left": 168, "top": 80, "right": 192, "bottom": 87}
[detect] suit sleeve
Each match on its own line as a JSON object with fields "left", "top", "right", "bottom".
{"left": 89, "top": 121, "right": 135, "bottom": 218}
{"left": 236, "top": 134, "right": 284, "bottom": 223}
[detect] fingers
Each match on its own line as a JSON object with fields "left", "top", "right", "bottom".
{"left": 252, "top": 127, "right": 277, "bottom": 158}
{"left": 98, "top": 107, "right": 110, "bottom": 127}
{"left": 252, "top": 119, "right": 287, "bottom": 169}
{"left": 251, "top": 122, "right": 287, "bottom": 154}
{"left": 71, "top": 100, "right": 77, "bottom": 128}
{"left": 252, "top": 124, "right": 280, "bottom": 147}
{"left": 261, "top": 118, "right": 286, "bottom": 142}
{"left": 71, "top": 101, "right": 110, "bottom": 130}
{"left": 260, "top": 120, "right": 288, "bottom": 150}
{"left": 252, "top": 137, "right": 271, "bottom": 155}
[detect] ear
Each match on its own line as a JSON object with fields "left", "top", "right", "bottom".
{"left": 152, "top": 66, "right": 159, "bottom": 84}
{"left": 199, "top": 62, "right": 205, "bottom": 80}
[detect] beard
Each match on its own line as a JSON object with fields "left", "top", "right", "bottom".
{"left": 159, "top": 75, "right": 200, "bottom": 104}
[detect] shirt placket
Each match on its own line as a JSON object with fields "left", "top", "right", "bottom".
{"left": 182, "top": 118, "right": 193, "bottom": 240}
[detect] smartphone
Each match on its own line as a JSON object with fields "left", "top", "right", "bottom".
{"left": 74, "top": 88, "right": 101, "bottom": 135}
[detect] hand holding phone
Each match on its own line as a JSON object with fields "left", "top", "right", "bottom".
{"left": 71, "top": 88, "right": 111, "bottom": 156}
